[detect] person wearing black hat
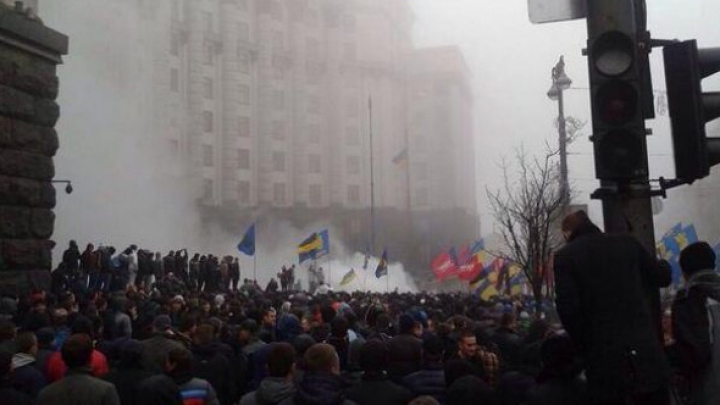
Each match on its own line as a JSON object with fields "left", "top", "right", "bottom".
{"left": 403, "top": 334, "right": 447, "bottom": 403}
{"left": 345, "top": 339, "right": 413, "bottom": 405}
{"left": 668, "top": 241, "right": 720, "bottom": 405}
{"left": 386, "top": 314, "right": 423, "bottom": 381}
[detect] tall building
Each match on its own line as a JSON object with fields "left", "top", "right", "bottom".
{"left": 49, "top": 0, "right": 480, "bottom": 276}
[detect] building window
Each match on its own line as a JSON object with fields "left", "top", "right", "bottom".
{"left": 238, "top": 51, "right": 250, "bottom": 74}
{"left": 203, "top": 41, "right": 214, "bottom": 66}
{"left": 346, "top": 155, "right": 360, "bottom": 175}
{"left": 343, "top": 42, "right": 356, "bottom": 60}
{"left": 348, "top": 185, "right": 360, "bottom": 204}
{"left": 238, "top": 84, "right": 250, "bottom": 105}
{"left": 415, "top": 188, "right": 429, "bottom": 206}
{"left": 202, "top": 11, "right": 213, "bottom": 32}
{"left": 273, "top": 183, "right": 286, "bottom": 205}
{"left": 238, "top": 21, "right": 250, "bottom": 42}
{"left": 170, "top": 68, "right": 179, "bottom": 92}
{"left": 273, "top": 90, "right": 285, "bottom": 110}
{"left": 238, "top": 149, "right": 250, "bottom": 170}
{"left": 308, "top": 154, "right": 321, "bottom": 174}
{"left": 203, "top": 77, "right": 213, "bottom": 99}
{"left": 203, "top": 179, "right": 213, "bottom": 200}
{"left": 272, "top": 151, "right": 285, "bottom": 172}
{"left": 203, "top": 145, "right": 213, "bottom": 167}
{"left": 309, "top": 184, "right": 322, "bottom": 206}
{"left": 271, "top": 31, "right": 283, "bottom": 53}
{"left": 170, "top": 34, "right": 180, "bottom": 56}
{"left": 345, "top": 97, "right": 358, "bottom": 118}
{"left": 169, "top": 139, "right": 179, "bottom": 157}
{"left": 306, "top": 124, "right": 320, "bottom": 143}
{"left": 271, "top": 121, "right": 285, "bottom": 140}
{"left": 202, "top": 111, "right": 213, "bottom": 132}
{"left": 238, "top": 116, "right": 250, "bottom": 137}
{"left": 415, "top": 162, "right": 428, "bottom": 181}
{"left": 238, "top": 181, "right": 250, "bottom": 205}
{"left": 345, "top": 126, "right": 359, "bottom": 146}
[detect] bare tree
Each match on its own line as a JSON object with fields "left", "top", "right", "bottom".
{"left": 487, "top": 145, "right": 570, "bottom": 314}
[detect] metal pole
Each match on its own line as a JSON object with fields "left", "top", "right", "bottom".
{"left": 557, "top": 86, "right": 570, "bottom": 203}
{"left": 369, "top": 95, "right": 376, "bottom": 256}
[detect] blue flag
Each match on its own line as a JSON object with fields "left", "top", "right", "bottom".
{"left": 237, "top": 224, "right": 255, "bottom": 256}
{"left": 375, "top": 249, "right": 388, "bottom": 278}
{"left": 316, "top": 229, "right": 330, "bottom": 258}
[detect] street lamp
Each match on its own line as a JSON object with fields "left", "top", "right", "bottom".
{"left": 547, "top": 56, "right": 572, "bottom": 203}
{"left": 50, "top": 180, "right": 73, "bottom": 194}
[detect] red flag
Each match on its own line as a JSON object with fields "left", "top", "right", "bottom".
{"left": 457, "top": 255, "right": 481, "bottom": 281}
{"left": 431, "top": 251, "right": 458, "bottom": 281}
{"left": 457, "top": 244, "right": 470, "bottom": 265}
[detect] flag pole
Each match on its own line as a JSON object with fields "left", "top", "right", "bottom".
{"left": 369, "top": 95, "right": 375, "bottom": 257}
{"left": 253, "top": 219, "right": 257, "bottom": 282}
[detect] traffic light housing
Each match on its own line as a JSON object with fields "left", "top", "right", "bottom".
{"left": 587, "top": 3, "right": 650, "bottom": 181}
{"left": 663, "top": 40, "right": 720, "bottom": 183}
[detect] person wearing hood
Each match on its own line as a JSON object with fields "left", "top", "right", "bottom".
{"left": 345, "top": 339, "right": 413, "bottom": 405}
{"left": 279, "top": 343, "right": 356, "bottom": 405}
{"left": 191, "top": 323, "right": 234, "bottom": 405}
{"left": 11, "top": 331, "right": 47, "bottom": 398}
{"left": 241, "top": 342, "right": 297, "bottom": 405}
{"left": 140, "top": 347, "right": 219, "bottom": 405}
{"left": 668, "top": 241, "right": 720, "bottom": 405}
{"left": 0, "top": 351, "right": 32, "bottom": 405}
{"left": 554, "top": 210, "right": 672, "bottom": 405}
{"left": 62, "top": 240, "right": 81, "bottom": 277}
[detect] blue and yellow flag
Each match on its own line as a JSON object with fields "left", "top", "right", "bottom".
{"left": 340, "top": 269, "right": 357, "bottom": 286}
{"left": 237, "top": 224, "right": 255, "bottom": 256}
{"left": 315, "top": 230, "right": 330, "bottom": 258}
{"left": 298, "top": 233, "right": 322, "bottom": 263}
{"left": 375, "top": 249, "right": 388, "bottom": 278}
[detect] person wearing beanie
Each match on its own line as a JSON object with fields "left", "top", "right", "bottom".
{"left": 668, "top": 241, "right": 720, "bottom": 405}
{"left": 345, "top": 340, "right": 413, "bottom": 405}
{"left": 386, "top": 314, "right": 423, "bottom": 380}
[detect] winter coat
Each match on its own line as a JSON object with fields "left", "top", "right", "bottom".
{"left": 669, "top": 269, "right": 720, "bottom": 405}
{"left": 11, "top": 353, "right": 47, "bottom": 398}
{"left": 192, "top": 342, "right": 234, "bottom": 405}
{"left": 240, "top": 377, "right": 296, "bottom": 405}
{"left": 403, "top": 363, "right": 446, "bottom": 404}
{"left": 140, "top": 333, "right": 186, "bottom": 373}
{"left": 278, "top": 372, "right": 356, "bottom": 405}
{"left": 386, "top": 334, "right": 422, "bottom": 379}
{"left": 524, "top": 377, "right": 587, "bottom": 405}
{"left": 103, "top": 366, "right": 155, "bottom": 405}
{"left": 0, "top": 380, "right": 32, "bottom": 405}
{"left": 553, "top": 222, "right": 671, "bottom": 402}
{"left": 345, "top": 374, "right": 413, "bottom": 405}
{"left": 37, "top": 367, "right": 120, "bottom": 405}
{"left": 46, "top": 349, "right": 109, "bottom": 382}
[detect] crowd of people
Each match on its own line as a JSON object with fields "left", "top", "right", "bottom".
{"left": 0, "top": 210, "right": 718, "bottom": 405}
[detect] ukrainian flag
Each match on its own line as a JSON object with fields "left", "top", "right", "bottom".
{"left": 298, "top": 233, "right": 322, "bottom": 263}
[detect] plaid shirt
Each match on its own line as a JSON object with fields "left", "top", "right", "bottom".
{"left": 478, "top": 348, "right": 500, "bottom": 386}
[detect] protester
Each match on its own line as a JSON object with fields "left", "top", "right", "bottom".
{"left": 240, "top": 342, "right": 297, "bottom": 405}
{"left": 345, "top": 339, "right": 413, "bottom": 405}
{"left": 554, "top": 210, "right": 672, "bottom": 405}
{"left": 11, "top": 331, "right": 47, "bottom": 398}
{"left": 279, "top": 343, "right": 355, "bottom": 405}
{"left": 0, "top": 351, "right": 32, "bottom": 405}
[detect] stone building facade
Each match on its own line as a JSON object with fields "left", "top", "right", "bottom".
{"left": 0, "top": 1, "right": 67, "bottom": 292}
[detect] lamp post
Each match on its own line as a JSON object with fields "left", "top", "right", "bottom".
{"left": 50, "top": 180, "right": 73, "bottom": 194}
{"left": 547, "top": 56, "right": 572, "bottom": 203}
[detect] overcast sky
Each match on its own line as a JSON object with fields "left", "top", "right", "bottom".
{"left": 411, "top": 0, "right": 720, "bottom": 236}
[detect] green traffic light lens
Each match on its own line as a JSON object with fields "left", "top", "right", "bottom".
{"left": 597, "top": 81, "right": 638, "bottom": 125}
{"left": 597, "top": 130, "right": 644, "bottom": 177}
{"left": 593, "top": 31, "right": 634, "bottom": 77}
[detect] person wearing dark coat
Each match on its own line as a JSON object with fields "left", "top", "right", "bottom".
{"left": 445, "top": 375, "right": 497, "bottom": 405}
{"left": 346, "top": 340, "right": 413, "bottom": 405}
{"left": 489, "top": 313, "right": 523, "bottom": 370}
{"left": 103, "top": 340, "right": 155, "bottom": 405}
{"left": 553, "top": 210, "right": 672, "bottom": 405}
{"left": 37, "top": 334, "right": 120, "bottom": 405}
{"left": 667, "top": 241, "right": 720, "bottom": 405}
{"left": 278, "top": 343, "right": 356, "bottom": 405}
{"left": 140, "top": 315, "right": 186, "bottom": 373}
{"left": 403, "top": 334, "right": 447, "bottom": 403}
{"left": 191, "top": 323, "right": 234, "bottom": 405}
{"left": 11, "top": 332, "right": 47, "bottom": 398}
{"left": 0, "top": 351, "right": 32, "bottom": 405}
{"left": 525, "top": 333, "right": 586, "bottom": 405}
{"left": 240, "top": 342, "right": 297, "bottom": 405}
{"left": 386, "top": 314, "right": 423, "bottom": 380}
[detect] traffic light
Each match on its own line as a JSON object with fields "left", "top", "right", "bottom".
{"left": 586, "top": 1, "right": 650, "bottom": 181}
{"left": 663, "top": 40, "right": 720, "bottom": 183}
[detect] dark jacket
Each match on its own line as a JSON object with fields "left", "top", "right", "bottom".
{"left": 386, "top": 334, "right": 422, "bottom": 379}
{"left": 12, "top": 353, "right": 47, "bottom": 398}
{"left": 553, "top": 223, "right": 671, "bottom": 402}
{"left": 525, "top": 377, "right": 587, "bottom": 405}
{"left": 140, "top": 333, "right": 186, "bottom": 373}
{"left": 37, "top": 367, "right": 120, "bottom": 405}
{"left": 278, "top": 372, "right": 356, "bottom": 405}
{"left": 490, "top": 327, "right": 523, "bottom": 369}
{"left": 403, "top": 362, "right": 446, "bottom": 403}
{"left": 346, "top": 374, "right": 413, "bottom": 405}
{"left": 103, "top": 366, "right": 155, "bottom": 405}
{"left": 192, "top": 342, "right": 234, "bottom": 405}
{"left": 240, "top": 377, "right": 296, "bottom": 405}
{"left": 137, "top": 374, "right": 182, "bottom": 405}
{"left": 0, "top": 380, "right": 32, "bottom": 405}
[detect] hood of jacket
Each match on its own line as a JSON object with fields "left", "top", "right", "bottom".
{"left": 680, "top": 269, "right": 720, "bottom": 301}
{"left": 12, "top": 353, "right": 35, "bottom": 369}
{"left": 294, "top": 373, "right": 347, "bottom": 405}
{"left": 256, "top": 377, "right": 296, "bottom": 405}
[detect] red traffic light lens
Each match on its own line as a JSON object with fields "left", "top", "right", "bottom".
{"left": 593, "top": 31, "right": 634, "bottom": 77}
{"left": 597, "top": 130, "right": 644, "bottom": 178}
{"left": 597, "top": 81, "right": 638, "bottom": 125}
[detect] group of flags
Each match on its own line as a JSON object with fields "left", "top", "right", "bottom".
{"left": 236, "top": 223, "right": 389, "bottom": 288}
{"left": 431, "top": 239, "right": 527, "bottom": 299}
{"left": 656, "top": 223, "right": 720, "bottom": 285}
